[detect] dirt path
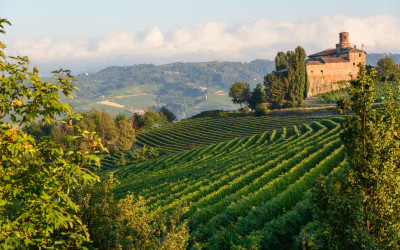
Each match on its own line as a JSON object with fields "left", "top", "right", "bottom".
{"left": 114, "top": 93, "right": 148, "bottom": 99}
{"left": 97, "top": 100, "right": 125, "bottom": 108}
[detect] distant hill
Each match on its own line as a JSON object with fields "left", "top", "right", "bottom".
{"left": 366, "top": 53, "right": 400, "bottom": 66}
{"left": 59, "top": 60, "right": 274, "bottom": 119}
{"left": 74, "top": 60, "right": 275, "bottom": 97}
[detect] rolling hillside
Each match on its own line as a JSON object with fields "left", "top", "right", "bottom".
{"left": 135, "top": 115, "right": 338, "bottom": 152}
{"left": 58, "top": 60, "right": 275, "bottom": 119}
{"left": 113, "top": 116, "right": 345, "bottom": 248}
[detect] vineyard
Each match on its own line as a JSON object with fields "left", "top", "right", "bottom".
{"left": 114, "top": 116, "right": 345, "bottom": 248}
{"left": 135, "top": 115, "right": 337, "bottom": 152}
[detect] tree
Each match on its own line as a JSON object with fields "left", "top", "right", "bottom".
{"left": 71, "top": 174, "right": 190, "bottom": 249}
{"left": 228, "top": 81, "right": 251, "bottom": 108}
{"left": 376, "top": 56, "right": 400, "bottom": 81}
{"left": 301, "top": 64, "right": 400, "bottom": 248}
{"left": 270, "top": 47, "right": 307, "bottom": 106}
{"left": 264, "top": 71, "right": 286, "bottom": 108}
{"left": 0, "top": 19, "right": 106, "bottom": 248}
{"left": 287, "top": 46, "right": 306, "bottom": 105}
{"left": 249, "top": 83, "right": 266, "bottom": 110}
{"left": 254, "top": 103, "right": 270, "bottom": 117}
{"left": 160, "top": 106, "right": 176, "bottom": 122}
{"left": 116, "top": 118, "right": 136, "bottom": 151}
{"left": 275, "top": 51, "right": 287, "bottom": 71}
{"left": 136, "top": 108, "right": 164, "bottom": 129}
{"left": 100, "top": 109, "right": 118, "bottom": 146}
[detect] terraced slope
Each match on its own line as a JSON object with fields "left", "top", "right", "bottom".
{"left": 114, "top": 117, "right": 345, "bottom": 248}
{"left": 136, "top": 115, "right": 337, "bottom": 152}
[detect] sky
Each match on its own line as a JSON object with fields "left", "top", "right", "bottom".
{"left": 1, "top": 0, "right": 400, "bottom": 75}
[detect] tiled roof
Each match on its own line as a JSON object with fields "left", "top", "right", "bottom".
{"left": 305, "top": 59, "right": 323, "bottom": 65}
{"left": 321, "top": 58, "right": 349, "bottom": 63}
{"left": 348, "top": 48, "right": 367, "bottom": 54}
{"left": 306, "top": 57, "right": 349, "bottom": 65}
{"left": 309, "top": 47, "right": 366, "bottom": 58}
{"left": 308, "top": 49, "right": 337, "bottom": 57}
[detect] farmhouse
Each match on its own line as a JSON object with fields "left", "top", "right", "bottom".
{"left": 305, "top": 32, "right": 366, "bottom": 97}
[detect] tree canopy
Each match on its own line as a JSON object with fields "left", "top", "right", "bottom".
{"left": 0, "top": 19, "right": 106, "bottom": 248}
{"left": 0, "top": 18, "right": 188, "bottom": 249}
{"left": 249, "top": 83, "right": 266, "bottom": 110}
{"left": 264, "top": 71, "right": 286, "bottom": 108}
{"left": 265, "top": 47, "right": 307, "bottom": 108}
{"left": 228, "top": 81, "right": 251, "bottom": 108}
{"left": 376, "top": 56, "right": 400, "bottom": 81}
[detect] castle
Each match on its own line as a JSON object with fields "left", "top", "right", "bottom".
{"left": 305, "top": 32, "right": 366, "bottom": 97}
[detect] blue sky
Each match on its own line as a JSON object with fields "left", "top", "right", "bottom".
{"left": 1, "top": 0, "right": 400, "bottom": 74}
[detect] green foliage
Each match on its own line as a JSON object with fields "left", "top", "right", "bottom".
{"left": 127, "top": 145, "right": 162, "bottom": 162}
{"left": 376, "top": 56, "right": 400, "bottom": 81}
{"left": 287, "top": 46, "right": 307, "bottom": 105}
{"left": 116, "top": 194, "right": 189, "bottom": 249}
{"left": 136, "top": 108, "right": 167, "bottom": 129}
{"left": 304, "top": 64, "right": 400, "bottom": 248}
{"left": 190, "top": 109, "right": 227, "bottom": 118}
{"left": 254, "top": 103, "right": 270, "bottom": 117}
{"left": 275, "top": 51, "right": 287, "bottom": 71}
{"left": 316, "top": 81, "right": 400, "bottom": 104}
{"left": 229, "top": 81, "right": 251, "bottom": 108}
{"left": 72, "top": 174, "right": 190, "bottom": 249}
{"left": 316, "top": 88, "right": 351, "bottom": 104}
{"left": 264, "top": 71, "right": 286, "bottom": 108}
{"left": 249, "top": 83, "right": 266, "bottom": 110}
{"left": 79, "top": 109, "right": 119, "bottom": 148}
{"left": 160, "top": 106, "right": 177, "bottom": 122}
{"left": 24, "top": 108, "right": 139, "bottom": 152}
{"left": 304, "top": 71, "right": 310, "bottom": 98}
{"left": 267, "top": 47, "right": 307, "bottom": 107}
{"left": 115, "top": 118, "right": 136, "bottom": 151}
{"left": 0, "top": 19, "right": 106, "bottom": 248}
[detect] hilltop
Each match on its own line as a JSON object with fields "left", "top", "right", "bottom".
{"left": 57, "top": 60, "right": 274, "bottom": 119}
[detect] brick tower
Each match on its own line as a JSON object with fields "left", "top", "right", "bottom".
{"left": 339, "top": 32, "right": 351, "bottom": 48}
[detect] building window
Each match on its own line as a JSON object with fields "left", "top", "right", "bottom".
{"left": 311, "top": 70, "right": 313, "bottom": 73}
{"left": 321, "top": 70, "right": 323, "bottom": 73}
{"left": 359, "top": 53, "right": 362, "bottom": 57}
{"left": 344, "top": 35, "right": 346, "bottom": 39}
{"left": 353, "top": 62, "right": 356, "bottom": 66}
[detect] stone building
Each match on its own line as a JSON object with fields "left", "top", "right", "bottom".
{"left": 305, "top": 32, "right": 366, "bottom": 97}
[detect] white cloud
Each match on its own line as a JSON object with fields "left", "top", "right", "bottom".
{"left": 5, "top": 14, "right": 400, "bottom": 74}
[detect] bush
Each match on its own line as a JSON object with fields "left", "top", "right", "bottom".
{"left": 254, "top": 103, "right": 270, "bottom": 116}
{"left": 240, "top": 106, "right": 251, "bottom": 115}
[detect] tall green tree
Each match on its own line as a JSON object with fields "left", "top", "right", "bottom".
{"left": 116, "top": 118, "right": 136, "bottom": 151}
{"left": 0, "top": 19, "right": 106, "bottom": 248}
{"left": 228, "top": 81, "right": 251, "bottom": 108}
{"left": 287, "top": 47, "right": 306, "bottom": 105}
{"left": 264, "top": 71, "right": 286, "bottom": 108}
{"left": 301, "top": 64, "right": 400, "bottom": 248}
{"left": 249, "top": 83, "right": 266, "bottom": 110}
{"left": 376, "top": 56, "right": 400, "bottom": 81}
{"left": 275, "top": 51, "right": 287, "bottom": 71}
